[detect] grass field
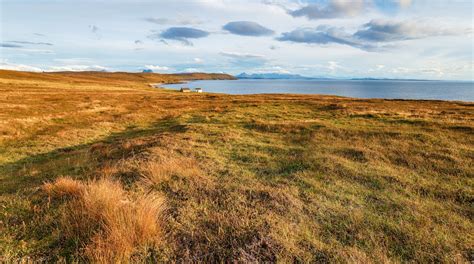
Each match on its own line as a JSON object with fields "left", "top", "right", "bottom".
{"left": 0, "top": 70, "right": 473, "bottom": 262}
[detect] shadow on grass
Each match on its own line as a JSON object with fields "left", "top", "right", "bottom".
{"left": 0, "top": 116, "right": 188, "bottom": 194}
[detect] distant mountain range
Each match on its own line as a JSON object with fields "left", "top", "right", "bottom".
{"left": 236, "top": 72, "right": 313, "bottom": 79}
{"left": 236, "top": 72, "right": 433, "bottom": 81}
{"left": 349, "top": 77, "right": 430, "bottom": 81}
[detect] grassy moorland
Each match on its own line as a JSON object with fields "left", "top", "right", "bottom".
{"left": 0, "top": 70, "right": 473, "bottom": 263}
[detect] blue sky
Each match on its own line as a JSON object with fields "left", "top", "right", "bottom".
{"left": 0, "top": 0, "right": 473, "bottom": 80}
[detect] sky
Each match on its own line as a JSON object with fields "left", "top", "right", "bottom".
{"left": 0, "top": 0, "right": 473, "bottom": 80}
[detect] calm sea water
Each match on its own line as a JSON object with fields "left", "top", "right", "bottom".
{"left": 162, "top": 79, "right": 474, "bottom": 101}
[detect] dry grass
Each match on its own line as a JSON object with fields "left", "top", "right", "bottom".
{"left": 0, "top": 70, "right": 473, "bottom": 262}
{"left": 139, "top": 150, "right": 209, "bottom": 187}
{"left": 44, "top": 177, "right": 165, "bottom": 262}
{"left": 42, "top": 176, "right": 84, "bottom": 199}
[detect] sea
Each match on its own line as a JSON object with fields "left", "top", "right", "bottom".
{"left": 161, "top": 79, "right": 474, "bottom": 101}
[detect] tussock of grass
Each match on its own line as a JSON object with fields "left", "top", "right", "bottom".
{"left": 42, "top": 176, "right": 84, "bottom": 199}
{"left": 44, "top": 178, "right": 166, "bottom": 262}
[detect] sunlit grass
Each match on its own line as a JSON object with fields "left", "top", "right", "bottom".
{"left": 0, "top": 70, "right": 472, "bottom": 262}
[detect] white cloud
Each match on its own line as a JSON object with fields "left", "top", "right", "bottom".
{"left": 278, "top": 19, "right": 469, "bottom": 52}
{"left": 367, "top": 64, "right": 386, "bottom": 73}
{"left": 48, "top": 65, "right": 107, "bottom": 72}
{"left": 354, "top": 19, "right": 468, "bottom": 42}
{"left": 220, "top": 51, "right": 268, "bottom": 67}
{"left": 219, "top": 51, "right": 266, "bottom": 59}
{"left": 0, "top": 59, "right": 42, "bottom": 72}
{"left": 289, "top": 0, "right": 365, "bottom": 20}
{"left": 53, "top": 58, "right": 94, "bottom": 64}
{"left": 144, "top": 65, "right": 171, "bottom": 71}
{"left": 183, "top": 68, "right": 199, "bottom": 72}
{"left": 0, "top": 60, "right": 111, "bottom": 72}
{"left": 253, "top": 65, "right": 291, "bottom": 74}
{"left": 327, "top": 61, "right": 340, "bottom": 71}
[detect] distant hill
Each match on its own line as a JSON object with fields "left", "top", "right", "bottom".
{"left": 0, "top": 69, "right": 236, "bottom": 85}
{"left": 236, "top": 72, "right": 311, "bottom": 79}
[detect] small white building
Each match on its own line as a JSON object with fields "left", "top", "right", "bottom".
{"left": 195, "top": 88, "right": 203, "bottom": 93}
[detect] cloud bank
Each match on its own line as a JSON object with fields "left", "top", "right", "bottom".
{"left": 48, "top": 65, "right": 107, "bottom": 72}
{"left": 156, "top": 27, "right": 210, "bottom": 45}
{"left": 1, "top": 43, "right": 23, "bottom": 48}
{"left": 0, "top": 59, "right": 42, "bottom": 72}
{"left": 354, "top": 20, "right": 466, "bottom": 42}
{"left": 0, "top": 60, "right": 108, "bottom": 72}
{"left": 144, "top": 65, "right": 170, "bottom": 71}
{"left": 220, "top": 51, "right": 268, "bottom": 67}
{"left": 278, "top": 20, "right": 468, "bottom": 51}
{"left": 223, "top": 21, "right": 274, "bottom": 36}
{"left": 277, "top": 26, "right": 371, "bottom": 51}
{"left": 289, "top": 0, "right": 415, "bottom": 20}
{"left": 289, "top": 0, "right": 364, "bottom": 20}
{"left": 6, "top": 41, "right": 53, "bottom": 46}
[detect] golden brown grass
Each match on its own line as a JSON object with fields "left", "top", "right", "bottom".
{"left": 42, "top": 176, "right": 84, "bottom": 199}
{"left": 139, "top": 149, "right": 209, "bottom": 187}
{"left": 0, "top": 70, "right": 473, "bottom": 262}
{"left": 44, "top": 177, "right": 165, "bottom": 262}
